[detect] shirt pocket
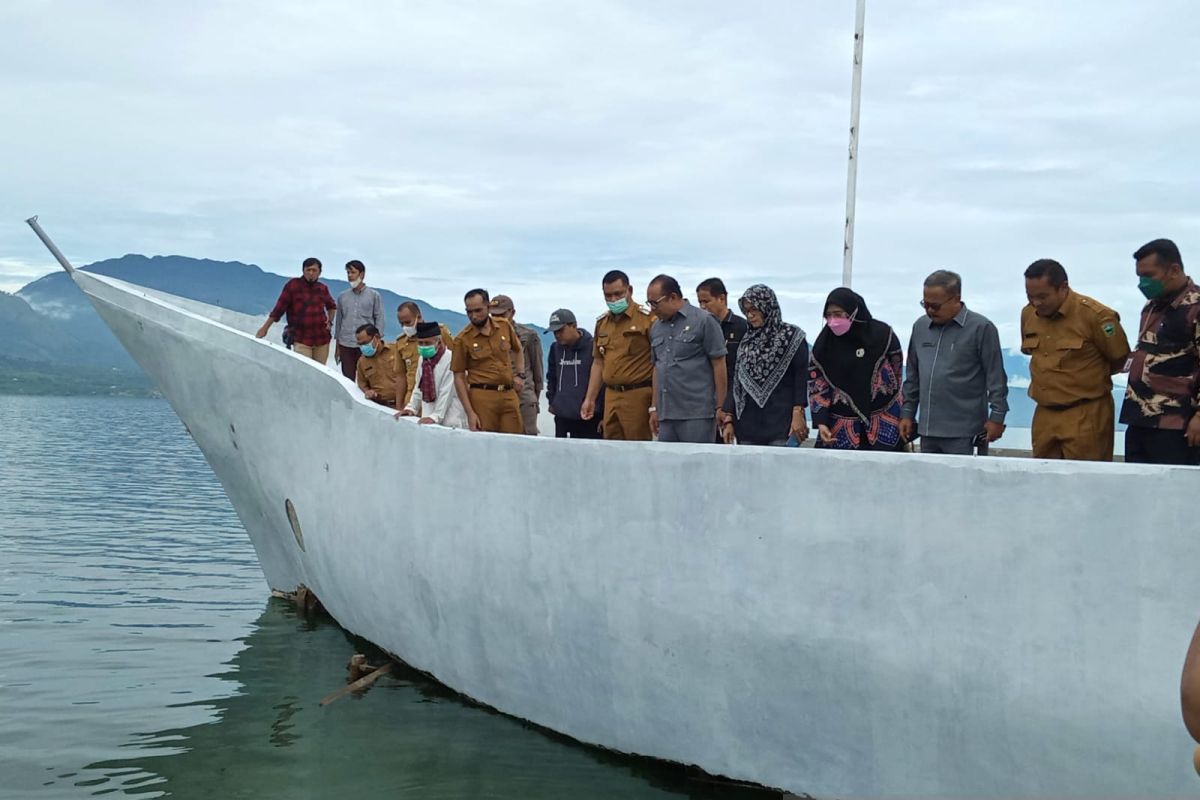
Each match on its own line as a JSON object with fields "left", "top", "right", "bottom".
{"left": 674, "top": 330, "right": 704, "bottom": 359}
{"left": 1051, "top": 337, "right": 1084, "bottom": 369}
{"left": 623, "top": 327, "right": 650, "bottom": 359}
{"left": 1020, "top": 332, "right": 1039, "bottom": 356}
{"left": 468, "top": 339, "right": 494, "bottom": 362}
{"left": 594, "top": 333, "right": 610, "bottom": 356}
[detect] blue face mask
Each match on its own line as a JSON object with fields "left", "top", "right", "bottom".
{"left": 359, "top": 342, "right": 377, "bottom": 357}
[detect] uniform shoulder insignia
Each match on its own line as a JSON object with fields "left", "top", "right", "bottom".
{"left": 596, "top": 311, "right": 607, "bottom": 321}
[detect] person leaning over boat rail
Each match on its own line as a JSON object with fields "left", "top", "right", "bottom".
{"left": 646, "top": 274, "right": 727, "bottom": 443}
{"left": 255, "top": 257, "right": 337, "bottom": 364}
{"left": 394, "top": 301, "right": 454, "bottom": 411}
{"left": 451, "top": 289, "right": 525, "bottom": 434}
{"left": 809, "top": 288, "right": 906, "bottom": 451}
{"left": 546, "top": 308, "right": 603, "bottom": 438}
{"left": 1021, "top": 258, "right": 1130, "bottom": 461}
{"left": 354, "top": 324, "right": 400, "bottom": 407}
{"left": 719, "top": 284, "right": 809, "bottom": 446}
{"left": 488, "top": 294, "right": 544, "bottom": 436}
{"left": 333, "top": 260, "right": 383, "bottom": 382}
{"left": 697, "top": 277, "right": 748, "bottom": 443}
{"left": 399, "top": 321, "right": 467, "bottom": 428}
{"left": 1120, "top": 238, "right": 1200, "bottom": 465}
{"left": 899, "top": 270, "right": 1008, "bottom": 456}
{"left": 581, "top": 270, "right": 656, "bottom": 441}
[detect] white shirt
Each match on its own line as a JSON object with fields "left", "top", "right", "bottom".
{"left": 404, "top": 351, "right": 467, "bottom": 428}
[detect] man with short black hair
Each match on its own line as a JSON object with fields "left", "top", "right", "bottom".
{"left": 256, "top": 257, "right": 337, "bottom": 364}
{"left": 334, "top": 259, "right": 384, "bottom": 381}
{"left": 451, "top": 289, "right": 525, "bottom": 433}
{"left": 1121, "top": 238, "right": 1200, "bottom": 464}
{"left": 647, "top": 274, "right": 727, "bottom": 443}
{"left": 582, "top": 270, "right": 656, "bottom": 440}
{"left": 546, "top": 308, "right": 602, "bottom": 438}
{"left": 1021, "top": 258, "right": 1129, "bottom": 461}
{"left": 354, "top": 323, "right": 400, "bottom": 406}
{"left": 697, "top": 277, "right": 748, "bottom": 442}
{"left": 900, "top": 270, "right": 1008, "bottom": 455}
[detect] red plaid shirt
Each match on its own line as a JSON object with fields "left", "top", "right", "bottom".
{"left": 269, "top": 278, "right": 336, "bottom": 347}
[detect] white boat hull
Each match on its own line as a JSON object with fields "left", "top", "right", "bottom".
{"left": 73, "top": 269, "right": 1200, "bottom": 797}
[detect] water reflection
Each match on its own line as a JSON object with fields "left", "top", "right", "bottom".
{"left": 2, "top": 397, "right": 785, "bottom": 799}
{"left": 84, "top": 601, "right": 781, "bottom": 799}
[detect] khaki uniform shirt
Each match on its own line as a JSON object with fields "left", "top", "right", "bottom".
{"left": 451, "top": 318, "right": 523, "bottom": 385}
{"left": 512, "top": 323, "right": 544, "bottom": 405}
{"left": 1020, "top": 290, "right": 1130, "bottom": 407}
{"left": 356, "top": 342, "right": 401, "bottom": 405}
{"left": 592, "top": 304, "right": 655, "bottom": 386}
{"left": 395, "top": 324, "right": 455, "bottom": 396}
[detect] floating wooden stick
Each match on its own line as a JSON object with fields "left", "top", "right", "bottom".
{"left": 320, "top": 662, "right": 392, "bottom": 706}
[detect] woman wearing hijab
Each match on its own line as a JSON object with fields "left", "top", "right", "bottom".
{"left": 809, "top": 287, "right": 905, "bottom": 450}
{"left": 719, "top": 284, "right": 809, "bottom": 446}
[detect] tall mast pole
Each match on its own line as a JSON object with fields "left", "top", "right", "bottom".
{"left": 842, "top": 0, "right": 867, "bottom": 288}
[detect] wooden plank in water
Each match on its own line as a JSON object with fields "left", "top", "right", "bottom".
{"left": 319, "top": 663, "right": 393, "bottom": 706}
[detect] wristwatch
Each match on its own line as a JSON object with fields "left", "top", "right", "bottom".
{"left": 516, "top": 372, "right": 527, "bottom": 379}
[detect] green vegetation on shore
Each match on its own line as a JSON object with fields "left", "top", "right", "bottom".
{"left": 0, "top": 356, "right": 156, "bottom": 397}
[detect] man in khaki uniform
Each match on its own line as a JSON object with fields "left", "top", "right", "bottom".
{"left": 394, "top": 301, "right": 455, "bottom": 406}
{"left": 581, "top": 270, "right": 656, "bottom": 441}
{"left": 488, "top": 294, "right": 544, "bottom": 436}
{"left": 451, "top": 289, "right": 525, "bottom": 434}
{"left": 1021, "top": 258, "right": 1131, "bottom": 461}
{"left": 354, "top": 324, "right": 402, "bottom": 407}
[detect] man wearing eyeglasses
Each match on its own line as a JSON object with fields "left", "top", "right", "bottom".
{"left": 900, "top": 270, "right": 1009, "bottom": 455}
{"left": 646, "top": 274, "right": 728, "bottom": 443}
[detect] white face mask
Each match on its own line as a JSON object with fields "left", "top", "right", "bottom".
{"left": 402, "top": 325, "right": 418, "bottom": 338}
{"left": 349, "top": 279, "right": 362, "bottom": 289}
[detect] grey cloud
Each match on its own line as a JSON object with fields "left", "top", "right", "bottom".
{"left": 1, "top": 0, "right": 1196, "bottom": 334}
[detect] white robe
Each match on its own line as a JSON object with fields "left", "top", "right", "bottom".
{"left": 404, "top": 352, "right": 467, "bottom": 429}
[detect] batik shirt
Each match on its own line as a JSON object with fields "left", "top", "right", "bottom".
{"left": 1120, "top": 278, "right": 1200, "bottom": 430}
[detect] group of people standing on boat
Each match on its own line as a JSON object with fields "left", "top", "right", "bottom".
{"left": 255, "top": 236, "right": 1200, "bottom": 466}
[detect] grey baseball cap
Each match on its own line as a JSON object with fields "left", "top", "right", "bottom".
{"left": 547, "top": 308, "right": 576, "bottom": 331}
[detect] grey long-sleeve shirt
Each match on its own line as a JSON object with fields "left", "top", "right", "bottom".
{"left": 902, "top": 305, "right": 1008, "bottom": 438}
{"left": 334, "top": 285, "right": 384, "bottom": 348}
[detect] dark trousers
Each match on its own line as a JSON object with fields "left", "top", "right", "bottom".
{"left": 337, "top": 344, "right": 361, "bottom": 381}
{"left": 555, "top": 416, "right": 602, "bottom": 439}
{"left": 1125, "top": 425, "right": 1200, "bottom": 465}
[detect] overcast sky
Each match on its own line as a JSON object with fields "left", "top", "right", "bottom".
{"left": 2, "top": 1, "right": 1198, "bottom": 345}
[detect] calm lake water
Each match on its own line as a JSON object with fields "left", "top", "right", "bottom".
{"left": 0, "top": 396, "right": 775, "bottom": 800}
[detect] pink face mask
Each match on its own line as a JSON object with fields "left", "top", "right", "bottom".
{"left": 826, "top": 314, "right": 854, "bottom": 336}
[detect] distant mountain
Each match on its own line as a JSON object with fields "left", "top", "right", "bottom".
{"left": 2, "top": 254, "right": 550, "bottom": 398}
{"left": 0, "top": 290, "right": 74, "bottom": 362}
{"left": 18, "top": 253, "right": 475, "bottom": 336}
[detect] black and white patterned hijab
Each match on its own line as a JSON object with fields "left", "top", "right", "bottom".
{"left": 733, "top": 284, "right": 807, "bottom": 416}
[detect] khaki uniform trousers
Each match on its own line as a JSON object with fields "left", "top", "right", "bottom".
{"left": 469, "top": 387, "right": 523, "bottom": 434}
{"left": 294, "top": 342, "right": 330, "bottom": 365}
{"left": 602, "top": 385, "right": 653, "bottom": 441}
{"left": 1031, "top": 394, "right": 1115, "bottom": 461}
{"left": 520, "top": 401, "right": 539, "bottom": 436}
